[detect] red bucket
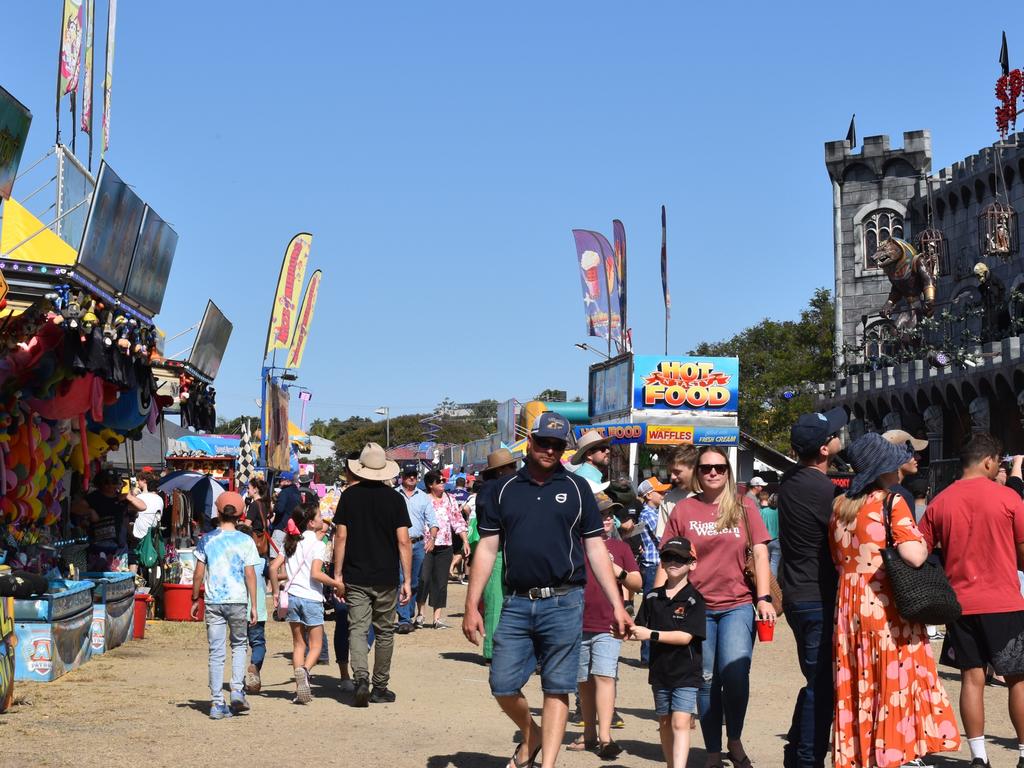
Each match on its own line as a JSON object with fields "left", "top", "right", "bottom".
{"left": 133, "top": 594, "right": 153, "bottom": 639}
{"left": 162, "top": 583, "right": 204, "bottom": 622}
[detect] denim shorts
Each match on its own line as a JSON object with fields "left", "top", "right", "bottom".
{"left": 653, "top": 685, "right": 699, "bottom": 716}
{"left": 286, "top": 594, "right": 325, "bottom": 627}
{"left": 577, "top": 632, "right": 622, "bottom": 682}
{"left": 489, "top": 587, "right": 584, "bottom": 696}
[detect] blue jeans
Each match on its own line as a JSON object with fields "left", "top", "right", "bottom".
{"left": 489, "top": 587, "right": 584, "bottom": 696}
{"left": 784, "top": 601, "right": 834, "bottom": 768}
{"left": 247, "top": 621, "right": 266, "bottom": 670}
{"left": 639, "top": 563, "right": 659, "bottom": 664}
{"left": 700, "top": 604, "right": 755, "bottom": 754}
{"left": 206, "top": 603, "right": 248, "bottom": 705}
{"left": 767, "top": 540, "right": 781, "bottom": 578}
{"left": 397, "top": 539, "right": 425, "bottom": 625}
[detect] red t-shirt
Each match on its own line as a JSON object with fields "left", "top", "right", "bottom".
{"left": 661, "top": 495, "right": 769, "bottom": 610}
{"left": 919, "top": 476, "right": 1024, "bottom": 616}
{"left": 582, "top": 537, "right": 639, "bottom": 633}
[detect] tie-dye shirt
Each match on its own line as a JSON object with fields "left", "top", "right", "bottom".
{"left": 195, "top": 528, "right": 260, "bottom": 605}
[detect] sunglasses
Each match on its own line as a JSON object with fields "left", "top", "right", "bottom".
{"left": 533, "top": 437, "right": 566, "bottom": 452}
{"left": 661, "top": 554, "right": 695, "bottom": 566}
{"left": 697, "top": 463, "right": 729, "bottom": 475}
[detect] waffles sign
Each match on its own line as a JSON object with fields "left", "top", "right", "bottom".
{"left": 633, "top": 356, "right": 739, "bottom": 413}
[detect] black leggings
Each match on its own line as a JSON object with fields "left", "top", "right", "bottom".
{"left": 419, "top": 545, "right": 453, "bottom": 610}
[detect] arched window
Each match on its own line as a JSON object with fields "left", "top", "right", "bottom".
{"left": 863, "top": 209, "right": 905, "bottom": 269}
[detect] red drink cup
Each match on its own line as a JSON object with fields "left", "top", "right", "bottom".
{"left": 756, "top": 619, "right": 775, "bottom": 642}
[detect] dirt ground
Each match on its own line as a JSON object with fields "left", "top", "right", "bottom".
{"left": 2, "top": 585, "right": 1019, "bottom": 768}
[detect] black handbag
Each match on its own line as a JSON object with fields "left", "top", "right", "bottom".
{"left": 879, "top": 493, "right": 961, "bottom": 625}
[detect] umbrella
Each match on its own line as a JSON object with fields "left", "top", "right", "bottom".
{"left": 156, "top": 471, "right": 225, "bottom": 524}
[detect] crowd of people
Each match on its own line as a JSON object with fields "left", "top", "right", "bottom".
{"left": 174, "top": 406, "right": 1024, "bottom": 768}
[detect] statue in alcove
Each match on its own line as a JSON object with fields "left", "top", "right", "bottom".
{"left": 876, "top": 239, "right": 936, "bottom": 339}
{"left": 986, "top": 213, "right": 1011, "bottom": 255}
{"left": 969, "top": 396, "right": 991, "bottom": 434}
{"left": 974, "top": 263, "right": 1012, "bottom": 343}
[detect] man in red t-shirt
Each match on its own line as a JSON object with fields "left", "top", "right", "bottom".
{"left": 567, "top": 494, "right": 641, "bottom": 759}
{"left": 920, "top": 433, "right": 1024, "bottom": 768}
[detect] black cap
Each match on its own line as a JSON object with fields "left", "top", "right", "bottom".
{"left": 790, "top": 407, "right": 848, "bottom": 454}
{"left": 400, "top": 465, "right": 418, "bottom": 476}
{"left": 660, "top": 537, "right": 696, "bottom": 560}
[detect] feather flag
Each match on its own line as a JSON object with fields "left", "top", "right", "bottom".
{"left": 80, "top": 0, "right": 95, "bottom": 134}
{"left": 264, "top": 233, "right": 312, "bottom": 359}
{"left": 612, "top": 219, "right": 628, "bottom": 352}
{"left": 572, "top": 229, "right": 620, "bottom": 344}
{"left": 846, "top": 114, "right": 857, "bottom": 149}
{"left": 101, "top": 0, "right": 117, "bottom": 153}
{"left": 57, "top": 0, "right": 84, "bottom": 105}
{"left": 286, "top": 270, "right": 322, "bottom": 369}
{"left": 660, "top": 206, "right": 670, "bottom": 320}
{"left": 1001, "top": 31, "right": 1010, "bottom": 76}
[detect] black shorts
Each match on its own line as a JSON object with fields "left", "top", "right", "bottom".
{"left": 940, "top": 610, "right": 1024, "bottom": 676}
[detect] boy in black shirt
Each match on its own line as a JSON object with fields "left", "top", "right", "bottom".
{"left": 626, "top": 537, "right": 705, "bottom": 768}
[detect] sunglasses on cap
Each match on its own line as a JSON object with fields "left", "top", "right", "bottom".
{"left": 661, "top": 554, "right": 695, "bottom": 566}
{"left": 697, "top": 463, "right": 729, "bottom": 475}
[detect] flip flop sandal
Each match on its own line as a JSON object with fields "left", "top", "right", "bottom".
{"left": 507, "top": 741, "right": 541, "bottom": 768}
{"left": 596, "top": 741, "right": 623, "bottom": 760}
{"left": 565, "top": 738, "right": 598, "bottom": 752}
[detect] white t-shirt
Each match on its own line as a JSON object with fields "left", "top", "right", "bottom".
{"left": 656, "top": 487, "right": 692, "bottom": 539}
{"left": 132, "top": 492, "right": 163, "bottom": 539}
{"left": 285, "top": 530, "right": 327, "bottom": 602}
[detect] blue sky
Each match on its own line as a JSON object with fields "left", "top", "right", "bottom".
{"left": 2, "top": 2, "right": 1018, "bottom": 425}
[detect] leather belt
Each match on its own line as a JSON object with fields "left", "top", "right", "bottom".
{"left": 410, "top": 536, "right": 424, "bottom": 543}
{"left": 511, "top": 585, "right": 576, "bottom": 600}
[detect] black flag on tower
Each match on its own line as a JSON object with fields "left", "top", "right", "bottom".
{"left": 1000, "top": 31, "right": 1010, "bottom": 76}
{"left": 846, "top": 114, "right": 856, "bottom": 149}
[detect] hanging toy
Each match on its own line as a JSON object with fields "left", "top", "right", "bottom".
{"left": 115, "top": 315, "right": 132, "bottom": 353}
{"left": 80, "top": 299, "right": 99, "bottom": 338}
{"left": 101, "top": 310, "right": 117, "bottom": 347}
{"left": 66, "top": 291, "right": 84, "bottom": 329}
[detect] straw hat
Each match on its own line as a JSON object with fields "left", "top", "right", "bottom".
{"left": 570, "top": 430, "right": 612, "bottom": 465}
{"left": 347, "top": 442, "right": 400, "bottom": 482}
{"left": 483, "top": 448, "right": 517, "bottom": 474}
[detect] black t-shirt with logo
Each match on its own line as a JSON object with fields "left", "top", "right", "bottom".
{"left": 334, "top": 481, "right": 411, "bottom": 587}
{"left": 637, "top": 581, "right": 706, "bottom": 689}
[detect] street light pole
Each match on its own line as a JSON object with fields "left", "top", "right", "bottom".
{"left": 375, "top": 406, "right": 390, "bottom": 448}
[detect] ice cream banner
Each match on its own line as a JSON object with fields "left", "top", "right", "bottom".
{"left": 264, "top": 233, "right": 311, "bottom": 359}
{"left": 286, "top": 269, "right": 321, "bottom": 369}
{"left": 0, "top": 86, "right": 32, "bottom": 201}
{"left": 633, "top": 355, "right": 739, "bottom": 412}
{"left": 573, "top": 423, "right": 645, "bottom": 445}
{"left": 572, "top": 229, "right": 620, "bottom": 343}
{"left": 645, "top": 424, "right": 740, "bottom": 446}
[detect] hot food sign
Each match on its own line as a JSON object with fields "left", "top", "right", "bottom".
{"left": 632, "top": 356, "right": 739, "bottom": 413}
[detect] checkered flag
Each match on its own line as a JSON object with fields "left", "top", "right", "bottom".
{"left": 236, "top": 420, "right": 257, "bottom": 486}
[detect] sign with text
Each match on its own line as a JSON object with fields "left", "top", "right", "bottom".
{"left": 574, "top": 423, "right": 645, "bottom": 445}
{"left": 589, "top": 353, "right": 632, "bottom": 419}
{"left": 633, "top": 355, "right": 739, "bottom": 413}
{"left": 645, "top": 424, "right": 740, "bottom": 446}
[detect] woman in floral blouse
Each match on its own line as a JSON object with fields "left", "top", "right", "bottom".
{"left": 415, "top": 470, "right": 469, "bottom": 629}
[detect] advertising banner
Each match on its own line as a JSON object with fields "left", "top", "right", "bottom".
{"left": 633, "top": 355, "right": 739, "bottom": 413}
{"left": 266, "top": 381, "right": 291, "bottom": 472}
{"left": 101, "top": 0, "right": 116, "bottom": 152}
{"left": 285, "top": 269, "right": 321, "bottom": 369}
{"left": 574, "top": 423, "right": 645, "bottom": 445}
{"left": 645, "top": 424, "right": 740, "bottom": 446}
{"left": 58, "top": 0, "right": 84, "bottom": 103}
{"left": 612, "top": 219, "right": 627, "bottom": 351}
{"left": 80, "top": 0, "right": 94, "bottom": 134}
{"left": 0, "top": 86, "right": 32, "bottom": 201}
{"left": 572, "top": 229, "right": 620, "bottom": 343}
{"left": 588, "top": 353, "right": 632, "bottom": 419}
{"left": 264, "top": 233, "right": 311, "bottom": 360}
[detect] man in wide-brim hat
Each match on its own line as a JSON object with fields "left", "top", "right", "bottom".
{"left": 571, "top": 430, "right": 613, "bottom": 488}
{"left": 481, "top": 448, "right": 518, "bottom": 480}
{"left": 333, "top": 442, "right": 411, "bottom": 706}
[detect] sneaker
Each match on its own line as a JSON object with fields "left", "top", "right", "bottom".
{"left": 900, "top": 760, "right": 932, "bottom": 767}
{"left": 571, "top": 708, "right": 585, "bottom": 727}
{"left": 611, "top": 710, "right": 624, "bottom": 729}
{"left": 229, "top": 693, "right": 250, "bottom": 714}
{"left": 413, "top": 615, "right": 424, "bottom": 629}
{"left": 968, "top": 760, "right": 990, "bottom": 767}
{"left": 294, "top": 667, "right": 312, "bottom": 704}
{"left": 395, "top": 623, "right": 414, "bottom": 635}
{"left": 209, "top": 702, "right": 233, "bottom": 720}
{"left": 433, "top": 620, "right": 450, "bottom": 629}
{"left": 353, "top": 679, "right": 370, "bottom": 707}
{"left": 369, "top": 686, "right": 397, "bottom": 703}
{"left": 244, "top": 664, "right": 261, "bottom": 694}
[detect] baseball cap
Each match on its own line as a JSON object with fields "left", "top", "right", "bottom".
{"left": 638, "top": 477, "right": 671, "bottom": 496}
{"left": 279, "top": 470, "right": 295, "bottom": 481}
{"left": 748, "top": 476, "right": 767, "bottom": 488}
{"left": 790, "top": 407, "right": 848, "bottom": 454}
{"left": 881, "top": 429, "right": 928, "bottom": 452}
{"left": 530, "top": 412, "right": 570, "bottom": 442}
{"left": 594, "top": 492, "right": 623, "bottom": 516}
{"left": 400, "top": 465, "right": 419, "bottom": 477}
{"left": 215, "top": 491, "right": 245, "bottom": 518}
{"left": 660, "top": 537, "right": 697, "bottom": 560}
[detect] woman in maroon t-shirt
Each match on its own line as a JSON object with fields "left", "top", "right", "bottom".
{"left": 660, "top": 447, "right": 775, "bottom": 768}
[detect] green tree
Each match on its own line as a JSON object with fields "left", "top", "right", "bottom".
{"left": 691, "top": 288, "right": 834, "bottom": 452}
{"left": 312, "top": 455, "right": 346, "bottom": 485}
{"left": 215, "top": 415, "right": 259, "bottom": 435}
{"left": 534, "top": 388, "right": 567, "bottom": 402}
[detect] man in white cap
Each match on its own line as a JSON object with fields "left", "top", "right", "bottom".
{"left": 333, "top": 443, "right": 413, "bottom": 707}
{"left": 571, "top": 429, "right": 613, "bottom": 487}
{"left": 881, "top": 429, "right": 928, "bottom": 512}
{"left": 746, "top": 476, "right": 766, "bottom": 506}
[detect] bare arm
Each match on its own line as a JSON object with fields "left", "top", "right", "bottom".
{"left": 612, "top": 561, "right": 642, "bottom": 592}
{"left": 462, "top": 534, "right": 498, "bottom": 645}
{"left": 752, "top": 542, "right": 777, "bottom": 621}
{"left": 396, "top": 527, "right": 412, "bottom": 605}
{"left": 268, "top": 553, "right": 286, "bottom": 599}
{"left": 897, "top": 539, "right": 929, "bottom": 567}
{"left": 628, "top": 626, "right": 695, "bottom": 645}
{"left": 1018, "top": 541, "right": 1024, "bottom": 572}
{"left": 584, "top": 536, "right": 633, "bottom": 635}
{"left": 124, "top": 492, "right": 147, "bottom": 512}
{"left": 332, "top": 525, "right": 347, "bottom": 582}
{"left": 244, "top": 565, "right": 257, "bottom": 625}
{"left": 310, "top": 559, "right": 343, "bottom": 591}
{"left": 190, "top": 561, "right": 206, "bottom": 620}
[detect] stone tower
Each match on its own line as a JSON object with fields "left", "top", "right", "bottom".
{"left": 824, "top": 131, "right": 932, "bottom": 368}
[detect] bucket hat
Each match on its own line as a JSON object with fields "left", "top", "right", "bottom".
{"left": 347, "top": 442, "right": 400, "bottom": 482}
{"left": 570, "top": 430, "right": 613, "bottom": 465}
{"left": 846, "top": 432, "right": 912, "bottom": 497}
{"left": 483, "top": 448, "right": 517, "bottom": 474}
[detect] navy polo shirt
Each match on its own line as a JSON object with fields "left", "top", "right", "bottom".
{"left": 477, "top": 464, "right": 603, "bottom": 591}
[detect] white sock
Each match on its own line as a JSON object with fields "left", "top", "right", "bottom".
{"left": 968, "top": 736, "right": 987, "bottom": 762}
{"left": 1019, "top": 743, "right": 1024, "bottom": 758}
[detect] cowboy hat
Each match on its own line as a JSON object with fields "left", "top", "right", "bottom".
{"left": 347, "top": 442, "right": 400, "bottom": 482}
{"left": 483, "top": 448, "right": 517, "bottom": 474}
{"left": 570, "top": 430, "right": 612, "bottom": 465}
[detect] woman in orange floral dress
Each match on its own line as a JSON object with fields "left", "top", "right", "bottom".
{"left": 829, "top": 433, "right": 960, "bottom": 768}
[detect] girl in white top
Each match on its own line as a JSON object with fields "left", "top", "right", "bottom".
{"left": 269, "top": 502, "right": 343, "bottom": 704}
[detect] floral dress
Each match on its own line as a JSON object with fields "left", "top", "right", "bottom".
{"left": 829, "top": 493, "right": 960, "bottom": 768}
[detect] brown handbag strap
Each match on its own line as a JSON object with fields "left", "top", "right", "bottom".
{"left": 740, "top": 496, "right": 753, "bottom": 553}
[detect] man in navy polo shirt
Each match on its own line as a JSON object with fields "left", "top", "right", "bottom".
{"left": 463, "top": 412, "right": 631, "bottom": 768}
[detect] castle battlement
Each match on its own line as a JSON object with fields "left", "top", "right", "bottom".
{"left": 825, "top": 131, "right": 932, "bottom": 182}
{"left": 926, "top": 133, "right": 1024, "bottom": 191}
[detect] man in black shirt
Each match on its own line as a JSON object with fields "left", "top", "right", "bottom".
{"left": 333, "top": 443, "right": 412, "bottom": 707}
{"left": 85, "top": 469, "right": 146, "bottom": 567}
{"left": 778, "top": 407, "right": 846, "bottom": 768}
{"left": 270, "top": 471, "right": 301, "bottom": 553}
{"left": 463, "top": 413, "right": 630, "bottom": 768}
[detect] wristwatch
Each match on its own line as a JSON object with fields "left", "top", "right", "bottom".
{"left": 616, "top": 568, "right": 627, "bottom": 583}
{"left": 756, "top": 595, "right": 773, "bottom": 604}
{"left": 650, "top": 630, "right": 661, "bottom": 643}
